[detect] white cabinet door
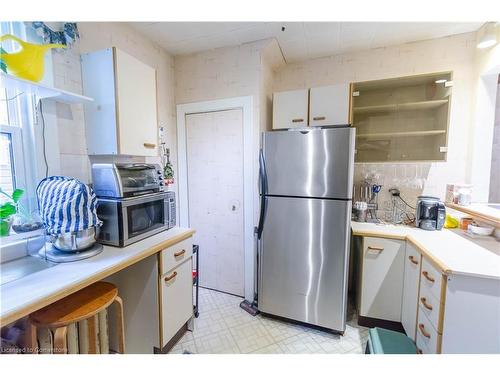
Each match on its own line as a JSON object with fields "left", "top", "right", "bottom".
{"left": 309, "top": 84, "right": 351, "bottom": 126}
{"left": 360, "top": 237, "right": 405, "bottom": 321}
{"left": 272, "top": 89, "right": 309, "bottom": 129}
{"left": 401, "top": 242, "right": 421, "bottom": 340}
{"left": 115, "top": 49, "right": 158, "bottom": 156}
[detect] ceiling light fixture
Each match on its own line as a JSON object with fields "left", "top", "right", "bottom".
{"left": 477, "top": 22, "right": 498, "bottom": 49}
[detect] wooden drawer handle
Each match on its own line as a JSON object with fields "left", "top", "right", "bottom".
{"left": 367, "top": 246, "right": 384, "bottom": 252}
{"left": 422, "top": 271, "right": 435, "bottom": 283}
{"left": 418, "top": 323, "right": 431, "bottom": 338}
{"left": 292, "top": 118, "right": 304, "bottom": 123}
{"left": 408, "top": 255, "right": 419, "bottom": 265}
{"left": 313, "top": 116, "right": 326, "bottom": 121}
{"left": 164, "top": 271, "right": 177, "bottom": 282}
{"left": 143, "top": 142, "right": 156, "bottom": 149}
{"left": 174, "top": 249, "right": 186, "bottom": 258}
{"left": 420, "top": 297, "right": 433, "bottom": 311}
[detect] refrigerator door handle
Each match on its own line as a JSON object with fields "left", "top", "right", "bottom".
{"left": 257, "top": 149, "right": 267, "bottom": 239}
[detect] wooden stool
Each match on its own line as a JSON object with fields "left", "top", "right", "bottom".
{"left": 27, "top": 282, "right": 125, "bottom": 354}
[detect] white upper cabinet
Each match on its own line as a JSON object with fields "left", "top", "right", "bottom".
{"left": 272, "top": 89, "right": 309, "bottom": 129}
{"left": 309, "top": 84, "right": 352, "bottom": 126}
{"left": 81, "top": 47, "right": 158, "bottom": 156}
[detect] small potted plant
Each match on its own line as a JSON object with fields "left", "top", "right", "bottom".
{"left": 0, "top": 188, "right": 23, "bottom": 236}
{"left": 0, "top": 188, "right": 44, "bottom": 236}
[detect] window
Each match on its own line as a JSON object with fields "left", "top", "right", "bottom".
{"left": 489, "top": 76, "right": 500, "bottom": 203}
{"left": 0, "top": 22, "right": 37, "bottom": 226}
{"left": 0, "top": 125, "right": 25, "bottom": 199}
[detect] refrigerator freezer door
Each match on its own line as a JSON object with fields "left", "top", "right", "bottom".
{"left": 262, "top": 127, "right": 355, "bottom": 199}
{"left": 258, "top": 196, "right": 351, "bottom": 332}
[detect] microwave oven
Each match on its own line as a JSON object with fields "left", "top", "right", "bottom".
{"left": 96, "top": 191, "right": 176, "bottom": 247}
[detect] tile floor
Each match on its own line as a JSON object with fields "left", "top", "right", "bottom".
{"left": 170, "top": 287, "right": 369, "bottom": 354}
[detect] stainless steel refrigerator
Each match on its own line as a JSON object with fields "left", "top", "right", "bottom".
{"left": 256, "top": 126, "right": 355, "bottom": 333}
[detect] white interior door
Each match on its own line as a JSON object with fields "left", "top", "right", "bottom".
{"left": 186, "top": 109, "right": 244, "bottom": 296}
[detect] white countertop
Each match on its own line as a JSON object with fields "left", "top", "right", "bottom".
{"left": 0, "top": 227, "right": 194, "bottom": 327}
{"left": 351, "top": 221, "right": 500, "bottom": 280}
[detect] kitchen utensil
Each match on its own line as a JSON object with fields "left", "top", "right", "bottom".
{"left": 51, "top": 226, "right": 100, "bottom": 252}
{"left": 354, "top": 201, "right": 368, "bottom": 222}
{"left": 467, "top": 223, "right": 494, "bottom": 236}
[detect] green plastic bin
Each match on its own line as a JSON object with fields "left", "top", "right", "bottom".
{"left": 366, "top": 327, "right": 417, "bottom": 354}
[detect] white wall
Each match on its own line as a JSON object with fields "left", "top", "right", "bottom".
{"left": 174, "top": 39, "right": 283, "bottom": 222}
{"left": 274, "top": 32, "right": 478, "bottom": 207}
{"left": 470, "top": 38, "right": 500, "bottom": 202}
{"left": 50, "top": 22, "right": 175, "bottom": 184}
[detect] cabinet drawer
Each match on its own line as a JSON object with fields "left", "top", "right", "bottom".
{"left": 418, "top": 289, "right": 441, "bottom": 333}
{"left": 160, "top": 259, "right": 193, "bottom": 346}
{"left": 420, "top": 257, "right": 442, "bottom": 301}
{"left": 416, "top": 306, "right": 440, "bottom": 353}
{"left": 160, "top": 237, "right": 193, "bottom": 274}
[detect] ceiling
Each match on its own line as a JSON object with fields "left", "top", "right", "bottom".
{"left": 130, "top": 22, "right": 483, "bottom": 63}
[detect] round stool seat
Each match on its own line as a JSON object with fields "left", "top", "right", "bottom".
{"left": 30, "top": 282, "right": 118, "bottom": 328}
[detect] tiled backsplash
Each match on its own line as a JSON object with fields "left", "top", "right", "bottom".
{"left": 354, "top": 163, "right": 433, "bottom": 221}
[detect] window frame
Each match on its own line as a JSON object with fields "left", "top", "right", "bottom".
{"left": 0, "top": 124, "right": 26, "bottom": 194}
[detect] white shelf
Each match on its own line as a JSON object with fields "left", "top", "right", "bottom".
{"left": 353, "top": 99, "right": 448, "bottom": 114}
{"left": 356, "top": 129, "right": 447, "bottom": 139}
{"left": 0, "top": 72, "right": 93, "bottom": 104}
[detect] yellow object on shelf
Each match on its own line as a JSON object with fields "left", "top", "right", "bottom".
{"left": 444, "top": 214, "right": 459, "bottom": 229}
{"left": 0, "top": 34, "right": 65, "bottom": 82}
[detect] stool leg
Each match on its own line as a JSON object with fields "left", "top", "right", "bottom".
{"left": 53, "top": 326, "right": 67, "bottom": 354}
{"left": 26, "top": 320, "right": 38, "bottom": 354}
{"left": 87, "top": 316, "right": 98, "bottom": 354}
{"left": 113, "top": 296, "right": 125, "bottom": 354}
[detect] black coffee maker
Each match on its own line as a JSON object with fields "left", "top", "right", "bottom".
{"left": 415, "top": 196, "right": 446, "bottom": 231}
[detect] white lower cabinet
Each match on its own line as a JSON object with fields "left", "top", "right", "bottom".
{"left": 401, "top": 243, "right": 421, "bottom": 340}
{"left": 160, "top": 259, "right": 194, "bottom": 346}
{"left": 416, "top": 306, "right": 440, "bottom": 354}
{"left": 356, "top": 233, "right": 500, "bottom": 354}
{"left": 359, "top": 237, "right": 405, "bottom": 321}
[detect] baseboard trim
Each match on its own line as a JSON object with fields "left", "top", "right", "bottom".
{"left": 260, "top": 311, "right": 345, "bottom": 335}
{"left": 153, "top": 322, "right": 189, "bottom": 354}
{"left": 358, "top": 315, "right": 405, "bottom": 333}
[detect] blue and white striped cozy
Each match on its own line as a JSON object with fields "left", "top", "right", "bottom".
{"left": 36, "top": 176, "right": 101, "bottom": 235}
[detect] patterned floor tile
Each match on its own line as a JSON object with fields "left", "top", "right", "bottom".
{"left": 170, "top": 331, "right": 197, "bottom": 354}
{"left": 218, "top": 304, "right": 259, "bottom": 328}
{"left": 197, "top": 288, "right": 219, "bottom": 313}
{"left": 170, "top": 338, "right": 198, "bottom": 354}
{"left": 260, "top": 316, "right": 305, "bottom": 342}
{"left": 209, "top": 289, "right": 244, "bottom": 309}
{"left": 276, "top": 332, "right": 326, "bottom": 354}
{"left": 250, "top": 343, "right": 285, "bottom": 354}
{"left": 229, "top": 320, "right": 275, "bottom": 353}
{"left": 174, "top": 288, "right": 368, "bottom": 354}
{"left": 194, "top": 330, "right": 241, "bottom": 354}
{"left": 193, "top": 308, "right": 228, "bottom": 338}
